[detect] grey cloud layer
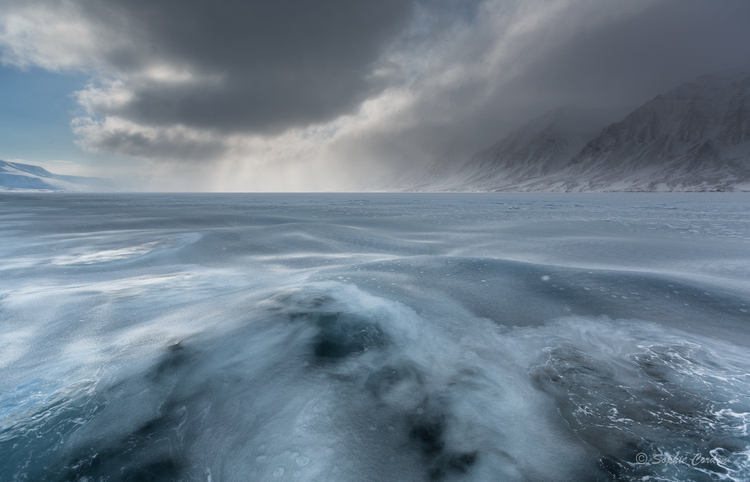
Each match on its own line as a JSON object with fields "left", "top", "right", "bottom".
{"left": 507, "top": 0, "right": 750, "bottom": 110}
{"left": 75, "top": 0, "right": 417, "bottom": 133}
{"left": 2, "top": 0, "right": 750, "bottom": 188}
{"left": 362, "top": 0, "right": 750, "bottom": 176}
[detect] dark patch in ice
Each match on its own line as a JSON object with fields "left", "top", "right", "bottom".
{"left": 407, "top": 410, "right": 479, "bottom": 480}
{"left": 62, "top": 443, "right": 182, "bottom": 482}
{"left": 311, "top": 312, "right": 388, "bottom": 359}
{"left": 410, "top": 414, "right": 446, "bottom": 455}
{"left": 56, "top": 399, "right": 189, "bottom": 481}
{"left": 428, "top": 451, "right": 478, "bottom": 480}
{"left": 118, "top": 459, "right": 182, "bottom": 482}
{"left": 268, "top": 290, "right": 336, "bottom": 312}
{"left": 275, "top": 291, "right": 390, "bottom": 360}
{"left": 147, "top": 341, "right": 191, "bottom": 381}
{"left": 308, "top": 294, "right": 336, "bottom": 309}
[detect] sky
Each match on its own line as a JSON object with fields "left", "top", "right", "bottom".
{"left": 1, "top": 0, "right": 750, "bottom": 191}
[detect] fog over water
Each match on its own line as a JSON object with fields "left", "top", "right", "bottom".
{"left": 1, "top": 193, "right": 749, "bottom": 481}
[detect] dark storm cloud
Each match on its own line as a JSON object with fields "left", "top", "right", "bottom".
{"left": 502, "top": 0, "right": 750, "bottom": 112}
{"left": 73, "top": 0, "right": 417, "bottom": 133}
{"left": 70, "top": 118, "right": 228, "bottom": 161}
{"left": 370, "top": 0, "right": 750, "bottom": 174}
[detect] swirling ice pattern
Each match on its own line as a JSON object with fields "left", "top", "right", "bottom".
{"left": 0, "top": 193, "right": 749, "bottom": 481}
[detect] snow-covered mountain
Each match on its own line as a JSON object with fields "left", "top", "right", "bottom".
{"left": 458, "top": 105, "right": 623, "bottom": 190}
{"left": 400, "top": 71, "right": 750, "bottom": 192}
{"left": 0, "top": 160, "right": 120, "bottom": 192}
{"left": 554, "top": 72, "right": 750, "bottom": 192}
{"left": 396, "top": 105, "right": 619, "bottom": 191}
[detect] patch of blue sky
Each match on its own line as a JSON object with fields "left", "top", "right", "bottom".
{"left": 0, "top": 65, "right": 91, "bottom": 163}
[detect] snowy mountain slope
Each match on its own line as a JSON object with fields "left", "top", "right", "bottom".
{"left": 461, "top": 105, "right": 622, "bottom": 186}
{"left": 0, "top": 160, "right": 120, "bottom": 192}
{"left": 395, "top": 105, "right": 619, "bottom": 191}
{"left": 553, "top": 72, "right": 750, "bottom": 192}
{"left": 399, "top": 71, "right": 750, "bottom": 192}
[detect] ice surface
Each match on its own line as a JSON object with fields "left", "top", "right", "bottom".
{"left": 0, "top": 192, "right": 749, "bottom": 481}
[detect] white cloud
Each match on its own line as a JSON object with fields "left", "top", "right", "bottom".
{"left": 0, "top": 1, "right": 128, "bottom": 72}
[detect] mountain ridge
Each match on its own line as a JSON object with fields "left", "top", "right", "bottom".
{"left": 397, "top": 71, "right": 750, "bottom": 192}
{"left": 0, "top": 160, "right": 121, "bottom": 192}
